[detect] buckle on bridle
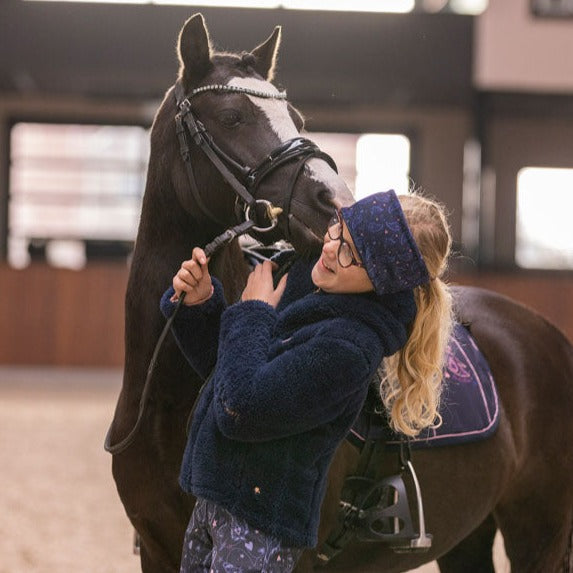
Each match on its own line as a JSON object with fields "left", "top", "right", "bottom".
{"left": 244, "top": 199, "right": 282, "bottom": 233}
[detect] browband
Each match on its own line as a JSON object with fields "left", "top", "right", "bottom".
{"left": 187, "top": 84, "right": 287, "bottom": 100}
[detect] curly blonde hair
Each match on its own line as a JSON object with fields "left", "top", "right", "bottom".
{"left": 379, "top": 191, "right": 454, "bottom": 437}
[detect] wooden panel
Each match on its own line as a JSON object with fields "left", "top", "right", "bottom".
{"left": 0, "top": 264, "right": 571, "bottom": 367}
{"left": 452, "top": 271, "right": 573, "bottom": 343}
{"left": 0, "top": 263, "right": 128, "bottom": 366}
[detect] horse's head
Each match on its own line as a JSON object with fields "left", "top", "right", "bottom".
{"left": 168, "top": 13, "right": 354, "bottom": 254}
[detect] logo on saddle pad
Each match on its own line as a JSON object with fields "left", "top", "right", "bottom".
{"left": 351, "top": 323, "right": 500, "bottom": 450}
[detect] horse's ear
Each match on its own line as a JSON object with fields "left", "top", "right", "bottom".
{"left": 288, "top": 104, "right": 305, "bottom": 132}
{"left": 178, "top": 13, "right": 213, "bottom": 83}
{"left": 251, "top": 26, "right": 281, "bottom": 81}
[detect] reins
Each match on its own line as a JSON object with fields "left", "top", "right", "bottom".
{"left": 105, "top": 79, "right": 336, "bottom": 455}
{"left": 104, "top": 219, "right": 260, "bottom": 455}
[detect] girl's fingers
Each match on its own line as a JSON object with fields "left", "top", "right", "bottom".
{"left": 174, "top": 269, "right": 195, "bottom": 289}
{"left": 192, "top": 247, "right": 208, "bottom": 266}
{"left": 181, "top": 248, "right": 211, "bottom": 282}
{"left": 258, "top": 260, "right": 273, "bottom": 281}
{"left": 181, "top": 261, "right": 203, "bottom": 283}
{"left": 275, "top": 273, "right": 288, "bottom": 297}
{"left": 173, "top": 275, "right": 191, "bottom": 293}
{"left": 171, "top": 247, "right": 212, "bottom": 305}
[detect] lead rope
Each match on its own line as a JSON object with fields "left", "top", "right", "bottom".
{"left": 104, "top": 219, "right": 257, "bottom": 455}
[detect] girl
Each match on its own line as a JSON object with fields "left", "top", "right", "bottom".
{"left": 161, "top": 189, "right": 453, "bottom": 572}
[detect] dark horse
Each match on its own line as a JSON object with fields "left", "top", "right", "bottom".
{"left": 107, "top": 14, "right": 573, "bottom": 573}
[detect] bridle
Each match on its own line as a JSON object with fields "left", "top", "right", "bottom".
{"left": 173, "top": 80, "right": 338, "bottom": 237}
{"left": 104, "top": 80, "right": 339, "bottom": 456}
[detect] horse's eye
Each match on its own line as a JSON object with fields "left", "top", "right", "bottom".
{"left": 218, "top": 109, "right": 242, "bottom": 128}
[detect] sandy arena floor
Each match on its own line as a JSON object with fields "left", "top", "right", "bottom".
{"left": 0, "top": 367, "right": 507, "bottom": 573}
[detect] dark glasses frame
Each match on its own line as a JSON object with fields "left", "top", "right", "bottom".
{"left": 326, "top": 210, "right": 365, "bottom": 269}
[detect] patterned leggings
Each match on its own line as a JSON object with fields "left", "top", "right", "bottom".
{"left": 180, "top": 497, "right": 304, "bottom": 573}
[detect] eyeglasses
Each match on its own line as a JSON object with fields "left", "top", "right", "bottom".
{"left": 326, "top": 211, "right": 365, "bottom": 269}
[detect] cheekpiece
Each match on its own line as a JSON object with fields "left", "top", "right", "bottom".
{"left": 340, "top": 190, "right": 430, "bottom": 295}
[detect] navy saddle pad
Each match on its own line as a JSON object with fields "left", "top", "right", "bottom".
{"left": 350, "top": 323, "right": 500, "bottom": 450}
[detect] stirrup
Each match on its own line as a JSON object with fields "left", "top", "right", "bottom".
{"left": 366, "top": 461, "right": 432, "bottom": 552}
{"left": 341, "top": 437, "right": 432, "bottom": 554}
{"left": 340, "top": 460, "right": 432, "bottom": 553}
{"left": 317, "top": 437, "right": 432, "bottom": 565}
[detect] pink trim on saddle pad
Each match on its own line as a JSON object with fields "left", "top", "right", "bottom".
{"left": 349, "top": 323, "right": 500, "bottom": 450}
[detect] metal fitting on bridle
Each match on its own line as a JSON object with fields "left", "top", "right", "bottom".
{"left": 173, "top": 79, "right": 337, "bottom": 237}
{"left": 244, "top": 200, "right": 283, "bottom": 232}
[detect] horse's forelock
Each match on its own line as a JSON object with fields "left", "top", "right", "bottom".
{"left": 202, "top": 52, "right": 282, "bottom": 85}
{"left": 179, "top": 54, "right": 241, "bottom": 92}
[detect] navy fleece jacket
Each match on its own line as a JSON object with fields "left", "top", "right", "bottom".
{"left": 160, "top": 257, "right": 416, "bottom": 548}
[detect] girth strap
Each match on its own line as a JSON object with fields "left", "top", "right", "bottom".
{"left": 316, "top": 385, "right": 432, "bottom": 565}
{"left": 316, "top": 430, "right": 387, "bottom": 565}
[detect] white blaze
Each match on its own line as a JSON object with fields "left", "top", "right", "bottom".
{"left": 228, "top": 77, "right": 299, "bottom": 142}
{"left": 228, "top": 76, "right": 354, "bottom": 207}
{"left": 307, "top": 159, "right": 354, "bottom": 207}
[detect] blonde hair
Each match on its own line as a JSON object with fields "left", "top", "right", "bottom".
{"left": 379, "top": 191, "right": 454, "bottom": 437}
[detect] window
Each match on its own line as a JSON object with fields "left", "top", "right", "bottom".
{"left": 355, "top": 134, "right": 410, "bottom": 199}
{"left": 7, "top": 124, "right": 409, "bottom": 268}
{"left": 306, "top": 132, "right": 411, "bottom": 200}
{"left": 516, "top": 167, "right": 573, "bottom": 269}
{"left": 8, "top": 122, "right": 149, "bottom": 268}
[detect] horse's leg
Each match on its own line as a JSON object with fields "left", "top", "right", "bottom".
{"left": 494, "top": 486, "right": 573, "bottom": 573}
{"left": 301, "top": 414, "right": 516, "bottom": 573}
{"left": 436, "top": 514, "right": 497, "bottom": 573}
{"left": 110, "top": 345, "right": 198, "bottom": 573}
{"left": 492, "top": 397, "right": 573, "bottom": 572}
{"left": 111, "top": 407, "right": 193, "bottom": 573}
{"left": 452, "top": 286, "right": 573, "bottom": 573}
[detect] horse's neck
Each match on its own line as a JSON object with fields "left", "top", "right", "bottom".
{"left": 210, "top": 240, "right": 250, "bottom": 303}
{"left": 127, "top": 208, "right": 248, "bottom": 333}
{"left": 122, "top": 223, "right": 247, "bottom": 405}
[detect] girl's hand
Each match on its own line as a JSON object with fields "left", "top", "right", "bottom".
{"left": 171, "top": 247, "right": 213, "bottom": 306}
{"left": 241, "top": 261, "right": 288, "bottom": 309}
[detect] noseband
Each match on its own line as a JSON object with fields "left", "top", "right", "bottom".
{"left": 174, "top": 80, "right": 337, "bottom": 236}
